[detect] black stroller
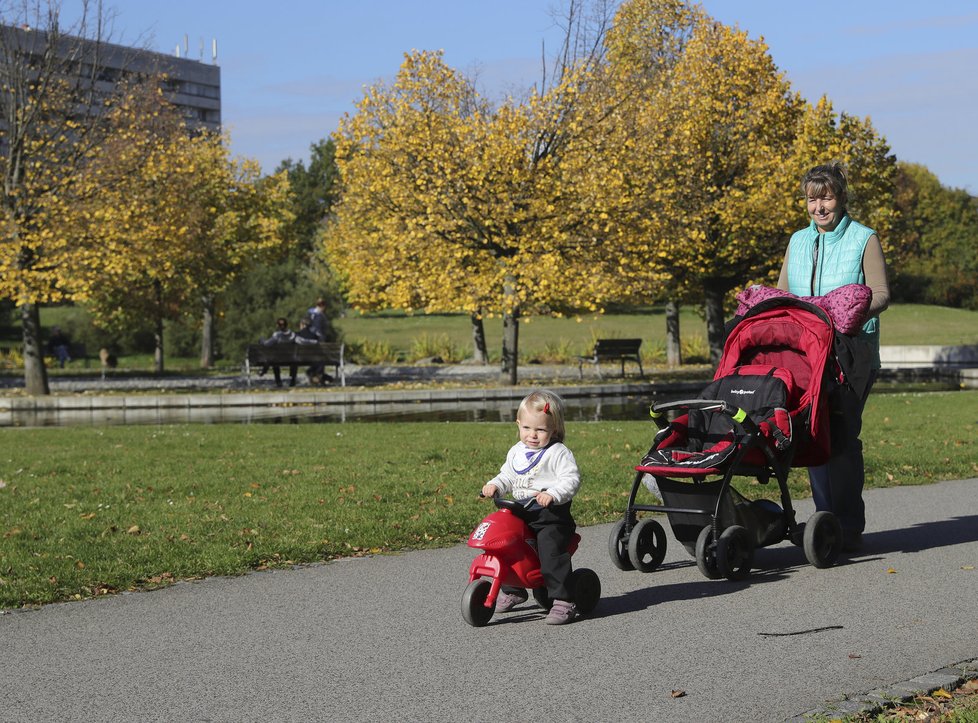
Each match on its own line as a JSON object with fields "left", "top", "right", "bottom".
{"left": 608, "top": 296, "right": 851, "bottom": 581}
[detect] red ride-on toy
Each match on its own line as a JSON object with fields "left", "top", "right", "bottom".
{"left": 462, "top": 497, "right": 600, "bottom": 627}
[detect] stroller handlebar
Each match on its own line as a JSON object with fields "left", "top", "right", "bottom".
{"left": 651, "top": 398, "right": 760, "bottom": 435}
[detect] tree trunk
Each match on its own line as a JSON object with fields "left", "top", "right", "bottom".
{"left": 501, "top": 310, "right": 519, "bottom": 385}
{"left": 665, "top": 299, "right": 682, "bottom": 368}
{"left": 470, "top": 312, "right": 488, "bottom": 364}
{"left": 200, "top": 294, "right": 215, "bottom": 368}
{"left": 153, "top": 280, "right": 165, "bottom": 375}
{"left": 703, "top": 285, "right": 726, "bottom": 367}
{"left": 20, "top": 303, "right": 50, "bottom": 396}
{"left": 500, "top": 277, "right": 519, "bottom": 384}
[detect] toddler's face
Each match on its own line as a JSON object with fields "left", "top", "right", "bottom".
{"left": 517, "top": 408, "right": 553, "bottom": 449}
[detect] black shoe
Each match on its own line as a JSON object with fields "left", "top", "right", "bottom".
{"left": 842, "top": 530, "right": 862, "bottom": 552}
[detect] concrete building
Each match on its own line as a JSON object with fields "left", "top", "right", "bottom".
{"left": 0, "top": 23, "right": 220, "bottom": 133}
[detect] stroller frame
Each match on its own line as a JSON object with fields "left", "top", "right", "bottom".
{"left": 609, "top": 299, "right": 846, "bottom": 581}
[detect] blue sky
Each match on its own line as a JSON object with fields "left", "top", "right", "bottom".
{"left": 99, "top": 1, "right": 978, "bottom": 192}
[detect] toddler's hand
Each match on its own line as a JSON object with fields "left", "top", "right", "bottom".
{"left": 535, "top": 492, "right": 554, "bottom": 507}
{"left": 481, "top": 484, "right": 499, "bottom": 498}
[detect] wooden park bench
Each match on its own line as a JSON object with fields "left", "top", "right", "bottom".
{"left": 578, "top": 338, "right": 644, "bottom": 379}
{"left": 245, "top": 342, "right": 346, "bottom": 387}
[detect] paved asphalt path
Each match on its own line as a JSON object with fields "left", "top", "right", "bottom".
{"left": 2, "top": 477, "right": 977, "bottom": 722}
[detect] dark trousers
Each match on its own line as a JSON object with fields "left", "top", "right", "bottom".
{"left": 271, "top": 364, "right": 297, "bottom": 386}
{"left": 809, "top": 370, "right": 878, "bottom": 533}
{"left": 525, "top": 501, "right": 576, "bottom": 602}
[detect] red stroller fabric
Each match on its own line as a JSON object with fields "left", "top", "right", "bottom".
{"left": 638, "top": 298, "right": 836, "bottom": 476}
{"left": 715, "top": 298, "right": 836, "bottom": 466}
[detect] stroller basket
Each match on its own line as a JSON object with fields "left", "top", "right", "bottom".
{"left": 653, "top": 477, "right": 788, "bottom": 555}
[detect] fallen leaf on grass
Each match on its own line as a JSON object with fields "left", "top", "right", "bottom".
{"left": 670, "top": 690, "right": 686, "bottom": 698}
{"left": 931, "top": 688, "right": 952, "bottom": 699}
{"left": 127, "top": 525, "right": 140, "bottom": 535}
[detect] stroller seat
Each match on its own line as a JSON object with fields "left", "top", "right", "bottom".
{"left": 638, "top": 364, "right": 796, "bottom": 477}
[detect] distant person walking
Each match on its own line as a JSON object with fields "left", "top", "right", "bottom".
{"left": 307, "top": 297, "right": 329, "bottom": 341}
{"left": 776, "top": 162, "right": 890, "bottom": 552}
{"left": 47, "top": 327, "right": 72, "bottom": 368}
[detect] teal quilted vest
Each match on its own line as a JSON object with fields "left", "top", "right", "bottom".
{"left": 786, "top": 215, "right": 881, "bottom": 367}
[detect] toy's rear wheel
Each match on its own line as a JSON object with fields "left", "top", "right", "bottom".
{"left": 804, "top": 510, "right": 843, "bottom": 568}
{"left": 461, "top": 578, "right": 494, "bottom": 627}
{"left": 532, "top": 587, "right": 552, "bottom": 611}
{"left": 571, "top": 568, "right": 601, "bottom": 615}
{"left": 716, "top": 524, "right": 753, "bottom": 581}
{"left": 695, "top": 525, "right": 723, "bottom": 580}
{"left": 627, "top": 517, "right": 667, "bottom": 572}
{"left": 608, "top": 519, "right": 635, "bottom": 571}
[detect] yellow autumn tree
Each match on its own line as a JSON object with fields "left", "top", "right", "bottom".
{"left": 326, "top": 49, "right": 626, "bottom": 383}
{"left": 70, "top": 85, "right": 293, "bottom": 373}
{"left": 0, "top": 8, "right": 139, "bottom": 394}
{"left": 619, "top": 16, "right": 803, "bottom": 362}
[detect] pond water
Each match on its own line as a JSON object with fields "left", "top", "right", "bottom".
{"left": 3, "top": 392, "right": 670, "bottom": 428}
{"left": 2, "top": 379, "right": 962, "bottom": 428}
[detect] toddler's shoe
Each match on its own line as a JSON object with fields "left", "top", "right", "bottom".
{"left": 494, "top": 588, "right": 528, "bottom": 612}
{"left": 544, "top": 599, "right": 577, "bottom": 625}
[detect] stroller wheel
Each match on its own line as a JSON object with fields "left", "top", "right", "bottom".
{"left": 695, "top": 525, "right": 723, "bottom": 580}
{"left": 627, "top": 518, "right": 667, "bottom": 572}
{"left": 804, "top": 511, "right": 843, "bottom": 568}
{"left": 717, "top": 525, "right": 754, "bottom": 581}
{"left": 461, "top": 578, "right": 495, "bottom": 627}
{"left": 608, "top": 519, "right": 635, "bottom": 571}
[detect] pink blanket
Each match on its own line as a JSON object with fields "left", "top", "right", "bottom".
{"left": 734, "top": 284, "right": 872, "bottom": 334}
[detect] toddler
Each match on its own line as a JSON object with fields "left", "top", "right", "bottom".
{"left": 481, "top": 389, "right": 581, "bottom": 624}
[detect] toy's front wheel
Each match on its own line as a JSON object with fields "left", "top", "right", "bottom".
{"left": 627, "top": 517, "right": 667, "bottom": 572}
{"left": 461, "top": 579, "right": 495, "bottom": 627}
{"left": 804, "top": 511, "right": 842, "bottom": 568}
{"left": 607, "top": 519, "right": 634, "bottom": 571}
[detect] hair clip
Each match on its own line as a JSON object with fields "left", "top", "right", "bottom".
{"left": 543, "top": 402, "right": 550, "bottom": 414}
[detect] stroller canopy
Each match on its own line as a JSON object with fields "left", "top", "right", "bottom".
{"left": 719, "top": 297, "right": 835, "bottom": 460}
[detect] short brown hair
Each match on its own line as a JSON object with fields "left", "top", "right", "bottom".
{"left": 802, "top": 162, "right": 849, "bottom": 209}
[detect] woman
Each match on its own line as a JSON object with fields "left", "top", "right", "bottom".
{"left": 776, "top": 162, "right": 890, "bottom": 552}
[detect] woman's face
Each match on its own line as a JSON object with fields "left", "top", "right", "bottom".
{"left": 806, "top": 185, "right": 843, "bottom": 233}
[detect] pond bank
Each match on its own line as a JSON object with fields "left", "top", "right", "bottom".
{"left": 1, "top": 359, "right": 975, "bottom": 427}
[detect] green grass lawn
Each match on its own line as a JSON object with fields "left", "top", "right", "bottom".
{"left": 1, "top": 389, "right": 975, "bottom": 608}
{"left": 332, "top": 303, "right": 978, "bottom": 363}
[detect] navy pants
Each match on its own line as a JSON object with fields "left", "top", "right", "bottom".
{"left": 809, "top": 370, "right": 878, "bottom": 534}
{"left": 524, "top": 501, "right": 576, "bottom": 602}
